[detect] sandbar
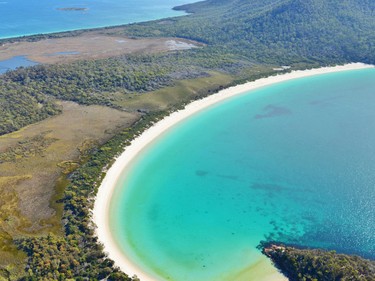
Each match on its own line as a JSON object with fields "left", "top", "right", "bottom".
{"left": 93, "top": 62, "right": 373, "bottom": 281}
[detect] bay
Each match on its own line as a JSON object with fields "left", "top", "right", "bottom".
{"left": 110, "top": 68, "right": 375, "bottom": 280}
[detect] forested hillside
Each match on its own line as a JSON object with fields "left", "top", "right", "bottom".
{"left": 121, "top": 0, "right": 375, "bottom": 64}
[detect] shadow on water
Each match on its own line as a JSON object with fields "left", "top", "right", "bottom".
{"left": 254, "top": 104, "right": 292, "bottom": 119}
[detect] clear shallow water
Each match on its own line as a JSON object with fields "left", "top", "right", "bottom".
{"left": 110, "top": 69, "right": 375, "bottom": 280}
{"left": 0, "top": 0, "right": 189, "bottom": 39}
{"left": 0, "top": 55, "right": 38, "bottom": 74}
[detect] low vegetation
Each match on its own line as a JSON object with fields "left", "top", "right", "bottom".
{"left": 0, "top": 132, "right": 57, "bottom": 163}
{"left": 15, "top": 111, "right": 169, "bottom": 280}
{"left": 0, "top": 102, "right": 138, "bottom": 279}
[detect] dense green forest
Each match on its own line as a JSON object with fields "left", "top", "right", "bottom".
{"left": 120, "top": 0, "right": 375, "bottom": 64}
{"left": 0, "top": 81, "right": 61, "bottom": 135}
{"left": 263, "top": 244, "right": 375, "bottom": 281}
{"left": 1, "top": 0, "right": 375, "bottom": 280}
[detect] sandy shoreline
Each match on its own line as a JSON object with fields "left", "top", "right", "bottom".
{"left": 93, "top": 63, "right": 373, "bottom": 281}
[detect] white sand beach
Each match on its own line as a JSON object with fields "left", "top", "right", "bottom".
{"left": 93, "top": 63, "right": 373, "bottom": 281}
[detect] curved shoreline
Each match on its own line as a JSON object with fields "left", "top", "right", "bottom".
{"left": 93, "top": 63, "right": 373, "bottom": 281}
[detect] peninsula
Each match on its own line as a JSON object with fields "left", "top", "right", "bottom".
{"left": 263, "top": 244, "right": 375, "bottom": 281}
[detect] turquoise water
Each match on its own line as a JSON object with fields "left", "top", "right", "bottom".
{"left": 110, "top": 68, "right": 375, "bottom": 280}
{"left": 0, "top": 56, "right": 38, "bottom": 74}
{"left": 0, "top": 0, "right": 189, "bottom": 39}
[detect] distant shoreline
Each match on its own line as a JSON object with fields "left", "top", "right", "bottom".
{"left": 93, "top": 63, "right": 373, "bottom": 281}
{"left": 0, "top": 3, "right": 190, "bottom": 42}
{"left": 0, "top": 20, "right": 137, "bottom": 43}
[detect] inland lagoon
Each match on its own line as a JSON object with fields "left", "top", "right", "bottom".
{"left": 0, "top": 55, "right": 38, "bottom": 74}
{"left": 96, "top": 66, "right": 375, "bottom": 280}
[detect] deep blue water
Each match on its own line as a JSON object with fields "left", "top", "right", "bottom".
{"left": 0, "top": 56, "right": 38, "bottom": 74}
{"left": 110, "top": 68, "right": 375, "bottom": 280}
{"left": 0, "top": 0, "right": 189, "bottom": 39}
